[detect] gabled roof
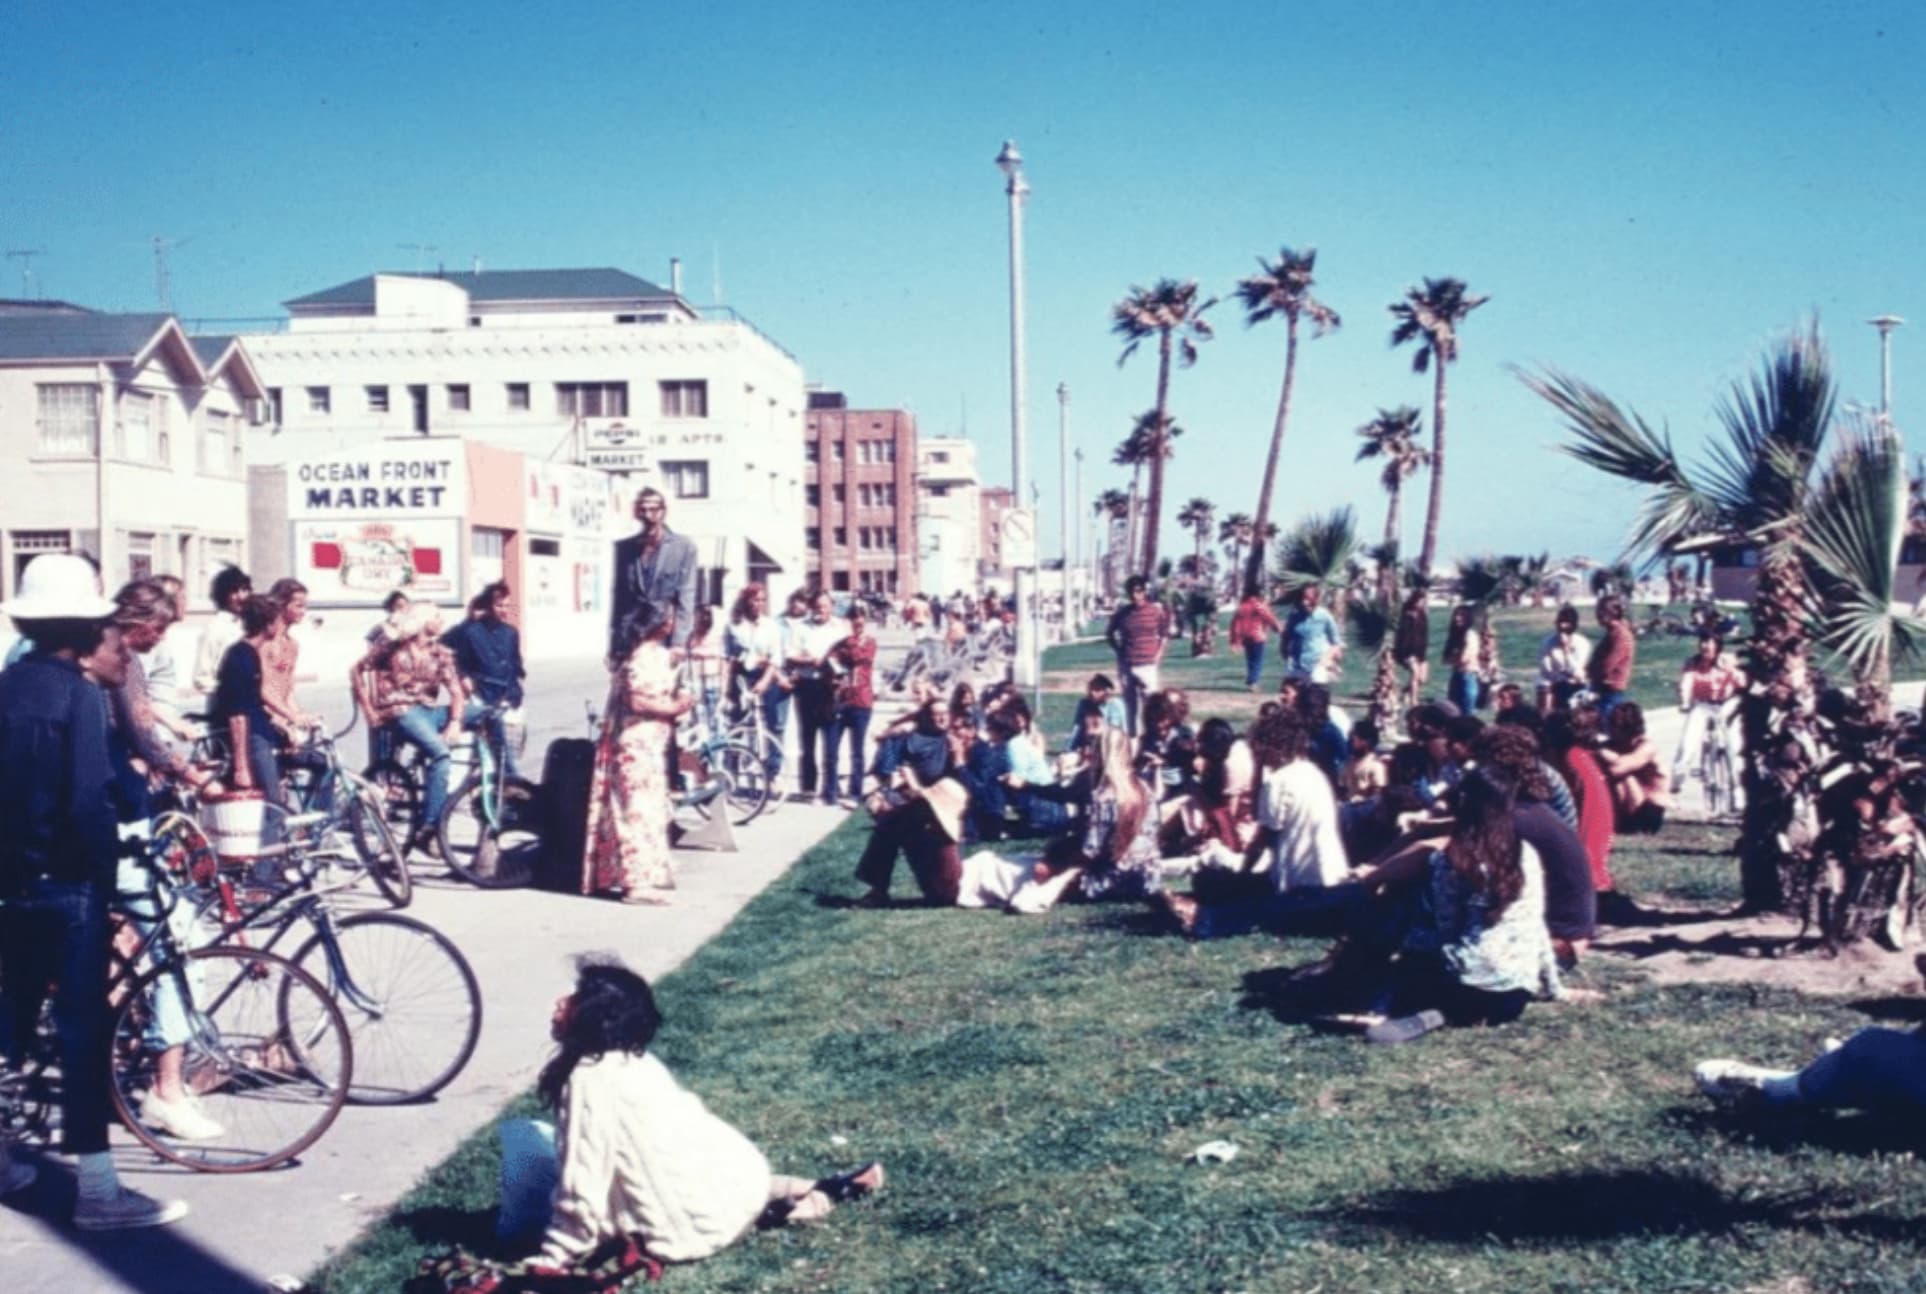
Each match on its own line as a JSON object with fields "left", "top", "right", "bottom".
{"left": 285, "top": 267, "right": 674, "bottom": 310}
{"left": 0, "top": 299, "right": 96, "bottom": 316}
{"left": 190, "top": 334, "right": 267, "bottom": 400}
{"left": 0, "top": 312, "right": 175, "bottom": 362}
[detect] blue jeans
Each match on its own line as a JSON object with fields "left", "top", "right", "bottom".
{"left": 1796, "top": 1028, "right": 1926, "bottom": 1112}
{"left": 826, "top": 706, "right": 871, "bottom": 802}
{"left": 760, "top": 685, "right": 790, "bottom": 780}
{"left": 462, "top": 700, "right": 519, "bottom": 780}
{"left": 1243, "top": 640, "right": 1266, "bottom": 687}
{"left": 395, "top": 704, "right": 453, "bottom": 834}
{"left": 1449, "top": 669, "right": 1480, "bottom": 714}
{"left": 0, "top": 879, "right": 114, "bottom": 1153}
{"left": 1193, "top": 880, "right": 1369, "bottom": 941}
{"left": 1595, "top": 688, "right": 1626, "bottom": 726}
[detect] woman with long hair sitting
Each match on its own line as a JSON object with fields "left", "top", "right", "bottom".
{"left": 499, "top": 959, "right": 883, "bottom": 1271}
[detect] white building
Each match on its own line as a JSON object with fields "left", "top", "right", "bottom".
{"left": 0, "top": 303, "right": 262, "bottom": 605}
{"left": 916, "top": 436, "right": 981, "bottom": 595}
{"left": 242, "top": 267, "right": 807, "bottom": 608}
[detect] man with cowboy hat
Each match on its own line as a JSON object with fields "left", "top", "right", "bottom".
{"left": 0, "top": 553, "right": 189, "bottom": 1230}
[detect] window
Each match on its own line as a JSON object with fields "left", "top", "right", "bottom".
{"left": 805, "top": 485, "right": 821, "bottom": 508}
{"left": 306, "top": 386, "right": 331, "bottom": 414}
{"left": 857, "top": 483, "right": 870, "bottom": 508}
{"left": 659, "top": 459, "right": 710, "bottom": 499}
{"left": 831, "top": 441, "right": 843, "bottom": 462}
{"left": 832, "top": 484, "right": 846, "bottom": 504}
{"left": 833, "top": 527, "right": 847, "bottom": 549}
{"left": 201, "top": 409, "right": 238, "bottom": 476}
{"left": 267, "top": 387, "right": 284, "bottom": 425}
{"left": 929, "top": 484, "right": 950, "bottom": 497}
{"left": 831, "top": 571, "right": 849, "bottom": 592}
{"left": 658, "top": 380, "right": 709, "bottom": 418}
{"left": 615, "top": 312, "right": 667, "bottom": 325}
{"left": 556, "top": 382, "right": 629, "bottom": 418}
{"left": 806, "top": 527, "right": 821, "bottom": 551}
{"left": 506, "top": 383, "right": 530, "bottom": 411}
{"left": 858, "top": 441, "right": 873, "bottom": 466}
{"left": 530, "top": 537, "right": 562, "bottom": 557}
{"left": 35, "top": 384, "right": 98, "bottom": 455}
{"left": 366, "top": 385, "right": 390, "bottom": 413}
{"left": 117, "top": 390, "right": 168, "bottom": 464}
{"left": 859, "top": 527, "right": 872, "bottom": 550}
{"left": 931, "top": 450, "right": 949, "bottom": 464}
{"left": 447, "top": 384, "right": 471, "bottom": 412}
{"left": 884, "top": 441, "right": 896, "bottom": 463}
{"left": 125, "top": 531, "right": 156, "bottom": 582}
{"left": 804, "top": 441, "right": 820, "bottom": 463}
{"left": 11, "top": 530, "right": 71, "bottom": 585}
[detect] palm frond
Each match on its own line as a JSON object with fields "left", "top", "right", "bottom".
{"left": 1348, "top": 595, "right": 1393, "bottom": 653}
{"left": 1702, "top": 323, "right": 1836, "bottom": 532}
{"left": 1272, "top": 507, "right": 1361, "bottom": 593}
{"left": 1802, "top": 422, "right": 1921, "bottom": 679}
{"left": 1454, "top": 555, "right": 1507, "bottom": 607}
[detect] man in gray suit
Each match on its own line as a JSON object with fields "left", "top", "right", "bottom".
{"left": 609, "top": 486, "right": 698, "bottom": 659}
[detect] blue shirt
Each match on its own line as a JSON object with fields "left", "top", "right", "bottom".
{"left": 210, "top": 641, "right": 275, "bottom": 746}
{"left": 442, "top": 619, "right": 526, "bottom": 706}
{"left": 1283, "top": 606, "right": 1341, "bottom": 677}
{"left": 1068, "top": 696, "right": 1127, "bottom": 752}
{"left": 0, "top": 653, "right": 122, "bottom": 893}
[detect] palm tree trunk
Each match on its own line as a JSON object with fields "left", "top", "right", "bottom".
{"left": 1246, "top": 318, "right": 1299, "bottom": 594}
{"left": 1125, "top": 467, "right": 1142, "bottom": 587}
{"left": 1372, "top": 646, "right": 1400, "bottom": 731}
{"left": 1142, "top": 333, "right": 1174, "bottom": 577}
{"left": 1417, "top": 359, "right": 1448, "bottom": 578}
{"left": 1736, "top": 549, "right": 1811, "bottom": 913}
{"left": 1381, "top": 476, "right": 1402, "bottom": 602}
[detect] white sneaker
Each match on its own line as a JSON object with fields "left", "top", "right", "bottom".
{"left": 75, "top": 1186, "right": 189, "bottom": 1231}
{"left": 140, "top": 1090, "right": 227, "bottom": 1142}
{"left": 1693, "top": 1058, "right": 1794, "bottom": 1105}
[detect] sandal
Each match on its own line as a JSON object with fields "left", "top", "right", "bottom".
{"left": 818, "top": 1161, "right": 885, "bottom": 1203}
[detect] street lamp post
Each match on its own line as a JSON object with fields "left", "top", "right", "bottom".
{"left": 1871, "top": 315, "right": 1905, "bottom": 422}
{"left": 996, "top": 138, "right": 1039, "bottom": 694}
{"left": 1073, "top": 444, "right": 1084, "bottom": 633}
{"left": 1056, "top": 381, "right": 1070, "bottom": 642}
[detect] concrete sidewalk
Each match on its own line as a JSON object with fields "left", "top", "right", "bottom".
{"left": 0, "top": 763, "right": 849, "bottom": 1294}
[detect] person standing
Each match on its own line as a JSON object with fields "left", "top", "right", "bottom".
{"left": 0, "top": 554, "right": 189, "bottom": 1229}
{"left": 211, "top": 594, "right": 289, "bottom": 815}
{"left": 191, "top": 565, "right": 252, "bottom": 698}
{"left": 1536, "top": 604, "right": 1592, "bottom": 714}
{"left": 260, "top": 577, "right": 320, "bottom": 741}
{"left": 1282, "top": 584, "right": 1342, "bottom": 685}
{"left": 1230, "top": 584, "right": 1282, "bottom": 691}
{"left": 825, "top": 605, "right": 878, "bottom": 808}
{"left": 1442, "top": 605, "right": 1483, "bottom": 714}
{"left": 724, "top": 584, "right": 787, "bottom": 783}
{"left": 1673, "top": 632, "right": 1743, "bottom": 791}
{"left": 1587, "top": 594, "right": 1635, "bottom": 723}
{"left": 784, "top": 591, "right": 844, "bottom": 802}
{"left": 609, "top": 487, "right": 697, "bottom": 657}
{"left": 443, "top": 581, "right": 528, "bottom": 777}
{"left": 1105, "top": 576, "right": 1171, "bottom": 736}
{"left": 1393, "top": 586, "right": 1430, "bottom": 708}
{"left": 586, "top": 606, "right": 692, "bottom": 904}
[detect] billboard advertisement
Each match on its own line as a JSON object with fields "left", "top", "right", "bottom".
{"left": 293, "top": 519, "right": 460, "bottom": 606}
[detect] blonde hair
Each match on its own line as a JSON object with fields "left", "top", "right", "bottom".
{"left": 1093, "top": 726, "right": 1148, "bottom": 864}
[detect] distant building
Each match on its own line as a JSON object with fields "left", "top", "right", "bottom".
{"left": 0, "top": 307, "right": 263, "bottom": 603}
{"left": 802, "top": 391, "right": 917, "bottom": 597}
{"left": 242, "top": 266, "right": 807, "bottom": 610}
{"left": 916, "top": 437, "right": 981, "bottom": 595}
{"left": 978, "top": 485, "right": 1013, "bottom": 591}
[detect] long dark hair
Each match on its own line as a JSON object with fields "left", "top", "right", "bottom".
{"left": 1446, "top": 766, "right": 1524, "bottom": 924}
{"left": 538, "top": 959, "right": 662, "bottom": 1111}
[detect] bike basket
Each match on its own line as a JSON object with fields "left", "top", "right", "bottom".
{"left": 198, "top": 790, "right": 269, "bottom": 861}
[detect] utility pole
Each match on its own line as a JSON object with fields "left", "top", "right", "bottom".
{"left": 995, "top": 139, "right": 1039, "bottom": 693}
{"left": 1871, "top": 315, "right": 1905, "bottom": 423}
{"left": 1057, "top": 382, "right": 1070, "bottom": 642}
{"left": 1074, "top": 446, "right": 1085, "bottom": 621}
{"left": 6, "top": 248, "right": 45, "bottom": 298}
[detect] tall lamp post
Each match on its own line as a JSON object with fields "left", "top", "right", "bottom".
{"left": 1073, "top": 444, "right": 1085, "bottom": 632}
{"left": 996, "top": 138, "right": 1039, "bottom": 693}
{"left": 1871, "top": 315, "right": 1905, "bottom": 423}
{"left": 1056, "top": 381, "right": 1070, "bottom": 642}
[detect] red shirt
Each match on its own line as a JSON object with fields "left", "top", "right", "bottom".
{"left": 1560, "top": 746, "right": 1616, "bottom": 892}
{"left": 1229, "top": 596, "right": 1281, "bottom": 646}
{"left": 831, "top": 632, "right": 877, "bottom": 710}
{"left": 1107, "top": 601, "right": 1171, "bottom": 667}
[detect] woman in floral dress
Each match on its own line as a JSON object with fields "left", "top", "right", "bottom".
{"left": 584, "top": 606, "right": 690, "bottom": 904}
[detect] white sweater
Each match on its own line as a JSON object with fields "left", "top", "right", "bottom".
{"left": 540, "top": 1051, "right": 772, "bottom": 1265}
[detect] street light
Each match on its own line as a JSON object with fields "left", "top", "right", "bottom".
{"left": 1057, "top": 381, "right": 1070, "bottom": 643}
{"left": 1870, "top": 315, "right": 1904, "bottom": 421}
{"left": 996, "top": 138, "right": 1040, "bottom": 695}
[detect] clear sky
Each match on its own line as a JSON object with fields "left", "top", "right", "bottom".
{"left": 6, "top": 0, "right": 1922, "bottom": 570}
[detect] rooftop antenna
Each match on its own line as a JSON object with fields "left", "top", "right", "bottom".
{"left": 5, "top": 248, "right": 45, "bottom": 298}
{"left": 397, "top": 242, "right": 438, "bottom": 273}
{"left": 152, "top": 235, "right": 192, "bottom": 311}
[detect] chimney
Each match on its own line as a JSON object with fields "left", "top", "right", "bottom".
{"left": 670, "top": 257, "right": 683, "bottom": 296}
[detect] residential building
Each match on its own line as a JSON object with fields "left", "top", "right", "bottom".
{"left": 978, "top": 485, "right": 1014, "bottom": 591}
{"left": 916, "top": 437, "right": 981, "bottom": 596}
{"left": 802, "top": 391, "right": 917, "bottom": 597}
{"left": 242, "top": 266, "right": 806, "bottom": 611}
{"left": 0, "top": 307, "right": 262, "bottom": 604}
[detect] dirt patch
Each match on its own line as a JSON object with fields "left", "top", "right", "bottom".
{"left": 1592, "top": 905, "right": 1926, "bottom": 997}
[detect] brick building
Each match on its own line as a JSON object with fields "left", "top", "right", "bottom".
{"left": 803, "top": 392, "right": 918, "bottom": 596}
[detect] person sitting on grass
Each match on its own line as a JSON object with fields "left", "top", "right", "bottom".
{"left": 1068, "top": 673, "right": 1126, "bottom": 754}
{"left": 1339, "top": 720, "right": 1386, "bottom": 804}
{"left": 1695, "top": 1021, "right": 1926, "bottom": 1119}
{"left": 1545, "top": 707, "right": 1617, "bottom": 902}
{"left": 1492, "top": 705, "right": 1579, "bottom": 831}
{"left": 953, "top": 726, "right": 1162, "bottom": 913}
{"left": 1597, "top": 700, "right": 1669, "bottom": 835}
{"left": 1297, "top": 682, "right": 1350, "bottom": 792}
{"left": 855, "top": 698, "right": 966, "bottom": 906}
{"left": 495, "top": 958, "right": 884, "bottom": 1275}
{"left": 1137, "top": 688, "right": 1198, "bottom": 803}
{"left": 1471, "top": 724, "right": 1597, "bottom": 965}
{"left": 1161, "top": 717, "right": 1258, "bottom": 867}
{"left": 990, "top": 699, "right": 1074, "bottom": 839}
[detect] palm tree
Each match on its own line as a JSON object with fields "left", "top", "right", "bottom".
{"left": 1354, "top": 405, "right": 1430, "bottom": 598}
{"left": 1389, "top": 277, "right": 1490, "bottom": 579}
{"left": 1218, "top": 511, "right": 1253, "bottom": 598}
{"left": 1094, "top": 488, "right": 1131, "bottom": 597}
{"left": 1346, "top": 594, "right": 1403, "bottom": 731}
{"left": 1237, "top": 247, "right": 1340, "bottom": 593}
{"left": 1113, "top": 410, "right": 1183, "bottom": 585}
{"left": 1522, "top": 323, "right": 1922, "bottom": 934}
{"left": 1177, "top": 497, "right": 1216, "bottom": 581}
{"left": 1272, "top": 507, "right": 1361, "bottom": 601}
{"left": 1453, "top": 555, "right": 1511, "bottom": 689}
{"left": 1112, "top": 278, "right": 1215, "bottom": 577}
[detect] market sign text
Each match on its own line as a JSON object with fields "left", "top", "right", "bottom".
{"left": 296, "top": 457, "right": 456, "bottom": 512}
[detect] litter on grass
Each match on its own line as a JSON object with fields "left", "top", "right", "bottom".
{"left": 1187, "top": 1140, "right": 1239, "bottom": 1165}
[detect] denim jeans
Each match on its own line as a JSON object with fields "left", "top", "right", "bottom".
{"left": 760, "top": 685, "right": 790, "bottom": 780}
{"left": 1243, "top": 640, "right": 1266, "bottom": 687}
{"left": 794, "top": 677, "right": 836, "bottom": 796}
{"left": 395, "top": 704, "right": 453, "bottom": 833}
{"left": 1796, "top": 1028, "right": 1926, "bottom": 1112}
{"left": 826, "top": 705, "right": 872, "bottom": 802}
{"left": 0, "top": 879, "right": 114, "bottom": 1153}
{"left": 1193, "top": 879, "right": 1368, "bottom": 941}
{"left": 1449, "top": 668, "right": 1480, "bottom": 714}
{"left": 1595, "top": 688, "right": 1626, "bottom": 727}
{"left": 462, "top": 699, "right": 518, "bottom": 780}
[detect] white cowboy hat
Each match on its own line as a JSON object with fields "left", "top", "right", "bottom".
{"left": 3, "top": 553, "right": 115, "bottom": 622}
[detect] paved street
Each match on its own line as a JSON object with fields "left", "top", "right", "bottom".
{"left": 0, "top": 650, "right": 857, "bottom": 1294}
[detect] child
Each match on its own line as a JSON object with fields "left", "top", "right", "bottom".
{"left": 1340, "top": 719, "right": 1386, "bottom": 802}
{"left": 1068, "top": 673, "right": 1127, "bottom": 754}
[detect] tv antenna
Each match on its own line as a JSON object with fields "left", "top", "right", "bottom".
{"left": 5, "top": 248, "right": 45, "bottom": 298}
{"left": 152, "top": 235, "right": 193, "bottom": 311}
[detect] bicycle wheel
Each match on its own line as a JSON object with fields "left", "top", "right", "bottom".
{"left": 287, "top": 913, "right": 481, "bottom": 1104}
{"left": 363, "top": 757, "right": 423, "bottom": 854}
{"left": 153, "top": 809, "right": 221, "bottom": 891}
{"left": 110, "top": 947, "right": 351, "bottom": 1173}
{"left": 715, "top": 740, "right": 773, "bottom": 824}
{"left": 346, "top": 781, "right": 413, "bottom": 908}
{"left": 1705, "top": 744, "right": 1736, "bottom": 820}
{"left": 725, "top": 723, "right": 785, "bottom": 815}
{"left": 439, "top": 776, "right": 542, "bottom": 889}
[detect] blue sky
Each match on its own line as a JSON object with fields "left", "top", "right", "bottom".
{"left": 6, "top": 1, "right": 1922, "bottom": 569}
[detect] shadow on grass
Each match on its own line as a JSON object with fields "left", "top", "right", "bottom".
{"left": 1602, "top": 928, "right": 1795, "bottom": 960}
{"left": 1237, "top": 963, "right": 1368, "bottom": 1025}
{"left": 1847, "top": 995, "right": 1926, "bottom": 1024}
{"left": 1310, "top": 1167, "right": 1922, "bottom": 1246}
{"left": 389, "top": 1202, "right": 498, "bottom": 1253}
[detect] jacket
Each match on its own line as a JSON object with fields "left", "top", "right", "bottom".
{"left": 610, "top": 529, "right": 698, "bottom": 656}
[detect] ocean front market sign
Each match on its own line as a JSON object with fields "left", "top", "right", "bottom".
{"left": 288, "top": 443, "right": 465, "bottom": 519}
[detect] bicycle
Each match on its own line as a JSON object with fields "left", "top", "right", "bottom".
{"left": 725, "top": 693, "right": 786, "bottom": 817}
{"left": 196, "top": 848, "right": 481, "bottom": 1105}
{"left": 438, "top": 701, "right": 545, "bottom": 889}
{"left": 0, "top": 843, "right": 358, "bottom": 1172}
{"left": 1694, "top": 701, "right": 1741, "bottom": 821}
{"left": 583, "top": 701, "right": 768, "bottom": 825}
